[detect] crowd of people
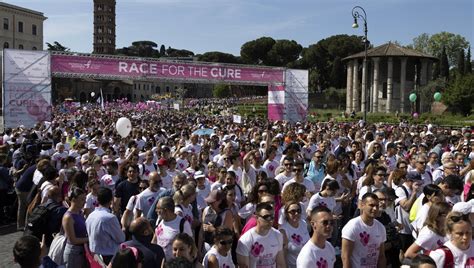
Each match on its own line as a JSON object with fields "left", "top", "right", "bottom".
{"left": 3, "top": 101, "right": 474, "bottom": 268}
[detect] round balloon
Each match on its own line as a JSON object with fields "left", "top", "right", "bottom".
{"left": 91, "top": 92, "right": 95, "bottom": 97}
{"left": 434, "top": 92, "right": 442, "bottom": 101}
{"left": 116, "top": 117, "right": 132, "bottom": 138}
{"left": 413, "top": 112, "right": 419, "bottom": 119}
{"left": 409, "top": 93, "right": 417, "bottom": 102}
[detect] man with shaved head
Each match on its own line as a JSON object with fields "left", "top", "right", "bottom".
{"left": 122, "top": 217, "right": 165, "bottom": 268}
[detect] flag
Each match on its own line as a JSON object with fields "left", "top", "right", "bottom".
{"left": 100, "top": 88, "right": 105, "bottom": 110}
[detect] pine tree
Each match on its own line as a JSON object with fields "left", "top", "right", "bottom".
{"left": 457, "top": 49, "right": 465, "bottom": 76}
{"left": 440, "top": 46, "right": 450, "bottom": 80}
{"left": 465, "top": 47, "right": 472, "bottom": 74}
{"left": 432, "top": 62, "right": 440, "bottom": 79}
{"left": 160, "top": 45, "right": 166, "bottom": 56}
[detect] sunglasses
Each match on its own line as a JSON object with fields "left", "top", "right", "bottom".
{"left": 450, "top": 214, "right": 470, "bottom": 223}
{"left": 258, "top": 188, "right": 268, "bottom": 193}
{"left": 417, "top": 161, "right": 426, "bottom": 164}
{"left": 375, "top": 173, "right": 387, "bottom": 177}
{"left": 314, "top": 156, "right": 323, "bottom": 159}
{"left": 321, "top": 220, "right": 336, "bottom": 226}
{"left": 139, "top": 187, "right": 147, "bottom": 190}
{"left": 258, "top": 214, "right": 275, "bottom": 222}
{"left": 219, "top": 239, "right": 233, "bottom": 246}
{"left": 293, "top": 168, "right": 303, "bottom": 172}
{"left": 287, "top": 209, "right": 301, "bottom": 215}
{"left": 398, "top": 166, "right": 407, "bottom": 169}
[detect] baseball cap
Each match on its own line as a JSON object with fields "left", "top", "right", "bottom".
{"left": 157, "top": 158, "right": 168, "bottom": 166}
{"left": 194, "top": 170, "right": 205, "bottom": 179}
{"left": 88, "top": 144, "right": 98, "bottom": 150}
{"left": 452, "top": 202, "right": 474, "bottom": 215}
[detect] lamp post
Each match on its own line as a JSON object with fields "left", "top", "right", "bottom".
{"left": 352, "top": 6, "right": 368, "bottom": 122}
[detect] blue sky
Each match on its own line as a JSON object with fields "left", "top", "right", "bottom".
{"left": 5, "top": 0, "right": 474, "bottom": 56}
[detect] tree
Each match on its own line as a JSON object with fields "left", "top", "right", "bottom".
{"left": 212, "top": 84, "right": 231, "bottom": 98}
{"left": 240, "top": 37, "right": 276, "bottom": 64}
{"left": 301, "top": 34, "right": 365, "bottom": 91}
{"left": 457, "top": 49, "right": 465, "bottom": 76}
{"left": 166, "top": 47, "right": 194, "bottom": 57}
{"left": 160, "top": 45, "right": 166, "bottom": 56}
{"left": 466, "top": 47, "right": 472, "bottom": 74}
{"left": 131, "top": 41, "right": 158, "bottom": 57}
{"left": 46, "top": 41, "right": 70, "bottom": 51}
{"left": 418, "top": 78, "right": 447, "bottom": 112}
{"left": 198, "top": 51, "right": 239, "bottom": 64}
{"left": 440, "top": 46, "right": 450, "bottom": 80}
{"left": 265, "top": 39, "right": 302, "bottom": 66}
{"left": 411, "top": 32, "right": 469, "bottom": 66}
{"left": 443, "top": 73, "right": 474, "bottom": 115}
{"left": 330, "top": 57, "right": 344, "bottom": 88}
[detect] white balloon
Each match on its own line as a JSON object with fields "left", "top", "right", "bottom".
{"left": 91, "top": 92, "right": 95, "bottom": 97}
{"left": 116, "top": 117, "right": 132, "bottom": 138}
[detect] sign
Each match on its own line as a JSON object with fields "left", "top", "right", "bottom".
{"left": 51, "top": 54, "right": 285, "bottom": 84}
{"left": 3, "top": 50, "right": 52, "bottom": 128}
{"left": 233, "top": 114, "right": 242, "bottom": 124}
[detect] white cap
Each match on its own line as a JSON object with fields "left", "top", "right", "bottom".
{"left": 275, "top": 133, "right": 284, "bottom": 139}
{"left": 297, "top": 129, "right": 304, "bottom": 134}
{"left": 88, "top": 144, "right": 98, "bottom": 150}
{"left": 222, "top": 135, "right": 231, "bottom": 141}
{"left": 452, "top": 202, "right": 474, "bottom": 215}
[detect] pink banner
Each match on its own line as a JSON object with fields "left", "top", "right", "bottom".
{"left": 51, "top": 55, "right": 284, "bottom": 84}
{"left": 268, "top": 104, "right": 284, "bottom": 121}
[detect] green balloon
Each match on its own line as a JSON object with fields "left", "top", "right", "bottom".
{"left": 409, "top": 93, "right": 417, "bottom": 102}
{"left": 434, "top": 92, "right": 442, "bottom": 101}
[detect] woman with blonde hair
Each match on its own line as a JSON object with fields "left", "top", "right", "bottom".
{"left": 404, "top": 201, "right": 450, "bottom": 259}
{"left": 429, "top": 211, "right": 474, "bottom": 267}
{"left": 173, "top": 183, "right": 197, "bottom": 227}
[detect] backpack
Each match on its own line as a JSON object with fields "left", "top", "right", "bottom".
{"left": 24, "top": 205, "right": 49, "bottom": 239}
{"left": 157, "top": 217, "right": 186, "bottom": 233}
{"left": 141, "top": 163, "right": 158, "bottom": 176}
{"left": 426, "top": 246, "right": 454, "bottom": 268}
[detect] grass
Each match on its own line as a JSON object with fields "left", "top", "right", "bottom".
{"left": 234, "top": 104, "right": 474, "bottom": 127}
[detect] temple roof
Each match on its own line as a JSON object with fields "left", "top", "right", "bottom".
{"left": 343, "top": 42, "right": 438, "bottom": 61}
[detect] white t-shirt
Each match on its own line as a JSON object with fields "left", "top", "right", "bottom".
{"left": 139, "top": 163, "right": 157, "bottom": 181}
{"left": 415, "top": 226, "right": 448, "bottom": 251}
{"left": 282, "top": 178, "right": 316, "bottom": 193}
{"left": 238, "top": 203, "right": 256, "bottom": 221}
{"left": 160, "top": 172, "right": 173, "bottom": 190}
{"left": 175, "top": 204, "right": 194, "bottom": 226}
{"left": 429, "top": 240, "right": 474, "bottom": 268}
{"left": 155, "top": 215, "right": 193, "bottom": 260}
{"left": 263, "top": 159, "right": 279, "bottom": 178}
{"left": 236, "top": 227, "right": 283, "bottom": 268}
{"left": 307, "top": 192, "right": 336, "bottom": 214}
{"left": 279, "top": 220, "right": 310, "bottom": 267}
{"left": 296, "top": 240, "right": 336, "bottom": 268}
{"left": 84, "top": 192, "right": 99, "bottom": 212}
{"left": 176, "top": 158, "right": 189, "bottom": 171}
{"left": 412, "top": 203, "right": 430, "bottom": 237}
{"left": 202, "top": 246, "right": 235, "bottom": 268}
{"left": 358, "top": 185, "right": 385, "bottom": 200}
{"left": 134, "top": 188, "right": 161, "bottom": 217}
{"left": 341, "top": 217, "right": 387, "bottom": 268}
{"left": 51, "top": 151, "right": 68, "bottom": 170}
{"left": 275, "top": 172, "right": 294, "bottom": 189}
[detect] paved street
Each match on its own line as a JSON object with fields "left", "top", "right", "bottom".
{"left": 0, "top": 224, "right": 22, "bottom": 268}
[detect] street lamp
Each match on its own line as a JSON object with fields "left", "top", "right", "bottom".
{"left": 352, "top": 6, "right": 368, "bottom": 122}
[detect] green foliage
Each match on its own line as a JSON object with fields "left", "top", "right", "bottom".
{"left": 440, "top": 46, "right": 450, "bottom": 80}
{"left": 330, "top": 57, "right": 345, "bottom": 88}
{"left": 166, "top": 47, "right": 194, "bottom": 57}
{"left": 160, "top": 45, "right": 166, "bottom": 56}
{"left": 212, "top": 84, "right": 231, "bottom": 98}
{"left": 240, "top": 37, "right": 302, "bottom": 67}
{"left": 411, "top": 32, "right": 469, "bottom": 66}
{"left": 116, "top": 41, "right": 160, "bottom": 57}
{"left": 46, "top": 41, "right": 70, "bottom": 52}
{"left": 198, "top": 52, "right": 239, "bottom": 64}
{"left": 240, "top": 37, "right": 276, "bottom": 64}
{"left": 301, "top": 34, "right": 365, "bottom": 91}
{"left": 443, "top": 73, "right": 474, "bottom": 115}
{"left": 418, "top": 78, "right": 447, "bottom": 112}
{"left": 457, "top": 49, "right": 465, "bottom": 76}
{"left": 466, "top": 47, "right": 472, "bottom": 74}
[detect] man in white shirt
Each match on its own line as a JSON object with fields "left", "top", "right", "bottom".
{"left": 342, "top": 192, "right": 387, "bottom": 268}
{"left": 237, "top": 202, "right": 286, "bottom": 268}
{"left": 139, "top": 150, "right": 158, "bottom": 181}
{"left": 134, "top": 172, "right": 164, "bottom": 218}
{"left": 297, "top": 206, "right": 336, "bottom": 267}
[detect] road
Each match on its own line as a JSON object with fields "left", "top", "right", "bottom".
{"left": 0, "top": 224, "right": 21, "bottom": 268}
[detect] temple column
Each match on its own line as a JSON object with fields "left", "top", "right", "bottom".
{"left": 372, "top": 57, "right": 380, "bottom": 112}
{"left": 361, "top": 58, "right": 368, "bottom": 114}
{"left": 386, "top": 57, "right": 393, "bottom": 113}
{"left": 352, "top": 60, "right": 360, "bottom": 112}
{"left": 346, "top": 61, "right": 353, "bottom": 113}
{"left": 400, "top": 57, "right": 407, "bottom": 113}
